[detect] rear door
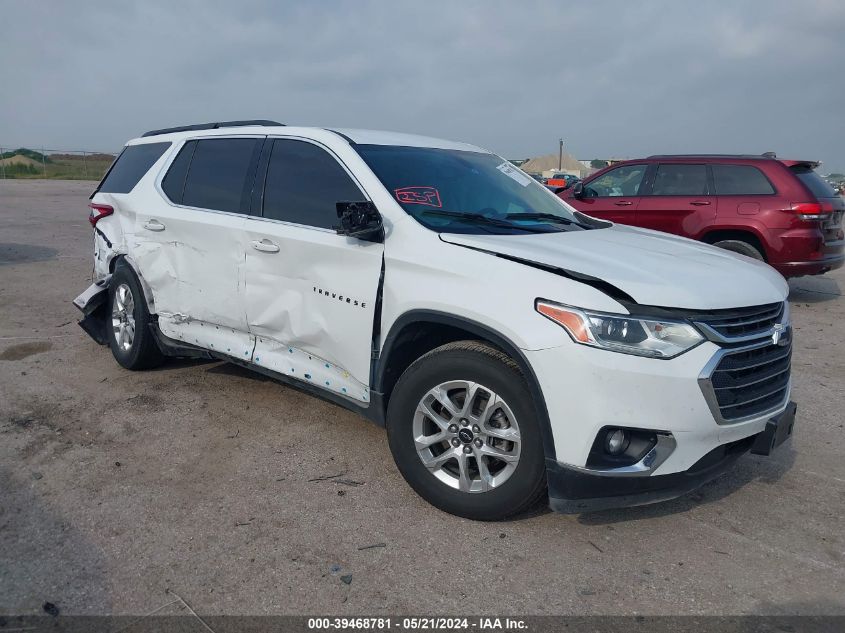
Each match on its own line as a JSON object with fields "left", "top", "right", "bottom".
{"left": 136, "top": 136, "right": 263, "bottom": 354}
{"left": 242, "top": 137, "right": 384, "bottom": 403}
{"left": 637, "top": 163, "right": 716, "bottom": 237}
{"left": 711, "top": 163, "right": 778, "bottom": 219}
{"left": 571, "top": 163, "right": 647, "bottom": 224}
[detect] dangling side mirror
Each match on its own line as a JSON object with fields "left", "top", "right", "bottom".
{"left": 571, "top": 181, "right": 585, "bottom": 199}
{"left": 335, "top": 201, "right": 384, "bottom": 241}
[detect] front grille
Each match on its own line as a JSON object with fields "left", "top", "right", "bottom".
{"left": 707, "top": 341, "right": 791, "bottom": 422}
{"left": 694, "top": 303, "right": 783, "bottom": 342}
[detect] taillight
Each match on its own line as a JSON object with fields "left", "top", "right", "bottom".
{"left": 790, "top": 202, "right": 829, "bottom": 221}
{"left": 88, "top": 203, "right": 114, "bottom": 227}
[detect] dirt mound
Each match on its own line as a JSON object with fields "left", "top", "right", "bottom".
{"left": 520, "top": 153, "right": 584, "bottom": 175}
{"left": 0, "top": 154, "right": 41, "bottom": 167}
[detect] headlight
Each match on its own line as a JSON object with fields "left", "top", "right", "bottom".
{"left": 536, "top": 300, "right": 704, "bottom": 359}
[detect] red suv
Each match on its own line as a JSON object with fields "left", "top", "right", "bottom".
{"left": 560, "top": 154, "right": 844, "bottom": 277}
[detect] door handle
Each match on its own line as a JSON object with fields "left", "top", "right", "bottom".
{"left": 690, "top": 200, "right": 711, "bottom": 206}
{"left": 614, "top": 200, "right": 633, "bottom": 206}
{"left": 143, "top": 219, "right": 166, "bottom": 232}
{"left": 251, "top": 239, "right": 280, "bottom": 253}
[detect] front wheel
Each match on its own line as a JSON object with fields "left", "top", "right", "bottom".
{"left": 386, "top": 341, "right": 547, "bottom": 520}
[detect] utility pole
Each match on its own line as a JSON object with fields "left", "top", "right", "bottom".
{"left": 558, "top": 138, "right": 563, "bottom": 171}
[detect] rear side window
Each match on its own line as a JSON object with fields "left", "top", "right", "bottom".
{"left": 262, "top": 139, "right": 364, "bottom": 229}
{"left": 790, "top": 165, "right": 838, "bottom": 198}
{"left": 650, "top": 164, "right": 708, "bottom": 196}
{"left": 97, "top": 142, "right": 170, "bottom": 194}
{"left": 161, "top": 141, "right": 196, "bottom": 203}
{"left": 712, "top": 164, "right": 775, "bottom": 195}
{"left": 181, "top": 138, "right": 262, "bottom": 213}
{"left": 583, "top": 164, "right": 646, "bottom": 197}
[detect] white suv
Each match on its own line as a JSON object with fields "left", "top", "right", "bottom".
{"left": 74, "top": 121, "right": 796, "bottom": 520}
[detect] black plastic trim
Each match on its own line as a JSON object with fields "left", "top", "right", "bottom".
{"left": 250, "top": 138, "right": 273, "bottom": 216}
{"left": 375, "top": 310, "right": 556, "bottom": 460}
{"left": 547, "top": 434, "right": 757, "bottom": 513}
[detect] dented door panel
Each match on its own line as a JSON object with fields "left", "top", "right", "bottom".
{"left": 128, "top": 198, "right": 251, "bottom": 346}
{"left": 243, "top": 219, "right": 383, "bottom": 395}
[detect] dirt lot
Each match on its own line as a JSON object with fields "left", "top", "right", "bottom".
{"left": 1, "top": 180, "right": 844, "bottom": 617}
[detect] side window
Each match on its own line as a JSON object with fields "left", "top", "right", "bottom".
{"left": 161, "top": 141, "right": 196, "bottom": 204}
{"left": 584, "top": 164, "right": 646, "bottom": 198}
{"left": 97, "top": 142, "right": 170, "bottom": 194}
{"left": 650, "top": 164, "right": 708, "bottom": 196}
{"left": 263, "top": 139, "right": 364, "bottom": 229}
{"left": 181, "top": 138, "right": 262, "bottom": 213}
{"left": 712, "top": 164, "right": 775, "bottom": 195}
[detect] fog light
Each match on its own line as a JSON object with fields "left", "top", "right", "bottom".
{"left": 605, "top": 429, "right": 630, "bottom": 455}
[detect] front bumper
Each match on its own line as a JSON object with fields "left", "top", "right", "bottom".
{"left": 525, "top": 341, "right": 783, "bottom": 474}
{"left": 548, "top": 402, "right": 796, "bottom": 513}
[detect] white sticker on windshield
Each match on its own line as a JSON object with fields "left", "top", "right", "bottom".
{"left": 496, "top": 162, "right": 533, "bottom": 187}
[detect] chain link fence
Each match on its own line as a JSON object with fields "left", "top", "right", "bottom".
{"left": 0, "top": 147, "right": 118, "bottom": 181}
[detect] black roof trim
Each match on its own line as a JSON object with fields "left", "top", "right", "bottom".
{"left": 141, "top": 120, "right": 284, "bottom": 138}
{"left": 324, "top": 129, "right": 356, "bottom": 145}
{"left": 646, "top": 153, "right": 778, "bottom": 160}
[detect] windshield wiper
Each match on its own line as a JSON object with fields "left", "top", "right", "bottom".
{"left": 419, "top": 210, "right": 552, "bottom": 232}
{"left": 505, "top": 212, "right": 592, "bottom": 229}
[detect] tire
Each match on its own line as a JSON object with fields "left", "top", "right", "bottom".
{"left": 386, "top": 341, "right": 547, "bottom": 521}
{"left": 712, "top": 239, "right": 765, "bottom": 261}
{"left": 107, "top": 264, "right": 165, "bottom": 370}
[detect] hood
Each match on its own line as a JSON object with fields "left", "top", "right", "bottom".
{"left": 440, "top": 225, "right": 788, "bottom": 310}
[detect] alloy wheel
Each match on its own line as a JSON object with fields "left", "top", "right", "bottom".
{"left": 111, "top": 283, "right": 136, "bottom": 352}
{"left": 412, "top": 380, "right": 521, "bottom": 493}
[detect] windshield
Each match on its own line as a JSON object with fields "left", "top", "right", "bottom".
{"left": 355, "top": 144, "right": 597, "bottom": 234}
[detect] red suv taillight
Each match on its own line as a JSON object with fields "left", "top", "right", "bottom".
{"left": 790, "top": 202, "right": 830, "bottom": 221}
{"left": 88, "top": 203, "right": 114, "bottom": 227}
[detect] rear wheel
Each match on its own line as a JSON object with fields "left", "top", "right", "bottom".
{"left": 386, "top": 341, "right": 547, "bottom": 521}
{"left": 712, "top": 239, "right": 765, "bottom": 261}
{"left": 107, "top": 265, "right": 164, "bottom": 370}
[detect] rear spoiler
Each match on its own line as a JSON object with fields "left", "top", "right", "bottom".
{"left": 778, "top": 159, "right": 820, "bottom": 169}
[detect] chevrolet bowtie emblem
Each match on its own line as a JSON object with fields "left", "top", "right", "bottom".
{"left": 772, "top": 323, "right": 787, "bottom": 346}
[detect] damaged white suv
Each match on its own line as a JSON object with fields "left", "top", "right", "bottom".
{"left": 75, "top": 121, "right": 796, "bottom": 520}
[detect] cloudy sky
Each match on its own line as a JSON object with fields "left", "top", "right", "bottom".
{"left": 2, "top": 1, "right": 844, "bottom": 171}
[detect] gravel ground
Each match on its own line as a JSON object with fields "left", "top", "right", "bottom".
{"left": 1, "top": 180, "right": 843, "bottom": 616}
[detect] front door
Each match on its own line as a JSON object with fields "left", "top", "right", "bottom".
{"left": 572, "top": 163, "right": 647, "bottom": 224}
{"left": 636, "top": 163, "right": 717, "bottom": 237}
{"left": 243, "top": 137, "right": 384, "bottom": 404}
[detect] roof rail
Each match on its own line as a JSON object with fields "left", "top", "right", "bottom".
{"left": 141, "top": 120, "right": 284, "bottom": 138}
{"left": 646, "top": 153, "right": 778, "bottom": 160}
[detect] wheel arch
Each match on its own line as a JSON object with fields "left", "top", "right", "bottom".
{"left": 700, "top": 227, "right": 768, "bottom": 259}
{"left": 109, "top": 254, "right": 157, "bottom": 313}
{"left": 374, "top": 310, "right": 556, "bottom": 461}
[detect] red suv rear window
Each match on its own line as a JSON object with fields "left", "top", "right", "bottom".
{"left": 790, "top": 165, "right": 838, "bottom": 199}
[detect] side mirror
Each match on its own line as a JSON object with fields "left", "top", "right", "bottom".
{"left": 571, "top": 181, "right": 585, "bottom": 199}
{"left": 335, "top": 201, "right": 384, "bottom": 241}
